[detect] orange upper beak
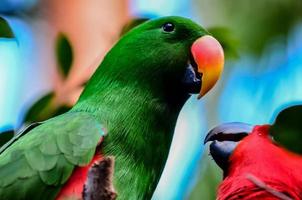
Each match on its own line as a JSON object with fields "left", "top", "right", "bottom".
{"left": 191, "top": 35, "right": 224, "bottom": 98}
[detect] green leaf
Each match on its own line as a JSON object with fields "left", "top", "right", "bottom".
{"left": 0, "top": 16, "right": 14, "bottom": 38}
{"left": 188, "top": 152, "right": 221, "bottom": 200}
{"left": 24, "top": 92, "right": 55, "bottom": 123}
{"left": 120, "top": 18, "right": 150, "bottom": 36}
{"left": 271, "top": 104, "right": 302, "bottom": 155}
{"left": 208, "top": 27, "right": 240, "bottom": 59}
{"left": 55, "top": 33, "right": 73, "bottom": 78}
{"left": 53, "top": 106, "right": 70, "bottom": 116}
{"left": 0, "top": 130, "right": 14, "bottom": 147}
{"left": 23, "top": 92, "right": 72, "bottom": 124}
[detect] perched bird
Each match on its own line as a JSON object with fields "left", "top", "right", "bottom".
{"left": 0, "top": 16, "right": 224, "bottom": 200}
{"left": 204, "top": 104, "right": 302, "bottom": 200}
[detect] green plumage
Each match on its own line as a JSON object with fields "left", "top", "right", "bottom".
{"left": 0, "top": 112, "right": 104, "bottom": 199}
{"left": 0, "top": 16, "right": 207, "bottom": 199}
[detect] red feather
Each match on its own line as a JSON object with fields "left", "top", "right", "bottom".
{"left": 55, "top": 154, "right": 104, "bottom": 200}
{"left": 56, "top": 137, "right": 105, "bottom": 200}
{"left": 218, "top": 125, "right": 302, "bottom": 200}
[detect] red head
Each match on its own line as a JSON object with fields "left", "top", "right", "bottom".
{"left": 205, "top": 123, "right": 302, "bottom": 200}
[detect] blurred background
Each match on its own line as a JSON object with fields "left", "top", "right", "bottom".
{"left": 0, "top": 0, "right": 302, "bottom": 199}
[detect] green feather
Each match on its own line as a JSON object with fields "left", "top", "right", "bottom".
{"left": 25, "top": 147, "right": 58, "bottom": 171}
{"left": 39, "top": 155, "right": 74, "bottom": 185}
{"left": 0, "top": 112, "right": 104, "bottom": 199}
{"left": 39, "top": 136, "right": 60, "bottom": 155}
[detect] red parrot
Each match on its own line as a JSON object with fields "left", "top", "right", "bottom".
{"left": 204, "top": 105, "right": 302, "bottom": 200}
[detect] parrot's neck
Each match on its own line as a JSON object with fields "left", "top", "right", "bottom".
{"left": 72, "top": 80, "right": 188, "bottom": 199}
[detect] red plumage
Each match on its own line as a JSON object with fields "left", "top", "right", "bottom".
{"left": 56, "top": 154, "right": 104, "bottom": 200}
{"left": 218, "top": 125, "right": 302, "bottom": 200}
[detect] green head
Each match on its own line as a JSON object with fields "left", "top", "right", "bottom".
{"left": 77, "top": 16, "right": 224, "bottom": 108}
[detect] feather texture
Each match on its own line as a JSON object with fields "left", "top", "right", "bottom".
{"left": 0, "top": 112, "right": 104, "bottom": 200}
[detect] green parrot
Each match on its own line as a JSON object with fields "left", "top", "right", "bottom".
{"left": 0, "top": 16, "right": 224, "bottom": 200}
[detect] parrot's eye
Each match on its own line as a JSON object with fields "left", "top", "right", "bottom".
{"left": 162, "top": 22, "right": 175, "bottom": 33}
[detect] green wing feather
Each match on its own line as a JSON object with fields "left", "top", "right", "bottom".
{"left": 0, "top": 122, "right": 41, "bottom": 154}
{"left": 0, "top": 112, "right": 104, "bottom": 200}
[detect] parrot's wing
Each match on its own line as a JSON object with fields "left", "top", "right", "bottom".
{"left": 0, "top": 112, "right": 104, "bottom": 200}
{"left": 271, "top": 104, "right": 302, "bottom": 155}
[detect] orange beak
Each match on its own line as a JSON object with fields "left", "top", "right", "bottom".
{"left": 191, "top": 35, "right": 224, "bottom": 99}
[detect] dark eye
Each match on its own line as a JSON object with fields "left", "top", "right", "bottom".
{"left": 162, "top": 23, "right": 175, "bottom": 32}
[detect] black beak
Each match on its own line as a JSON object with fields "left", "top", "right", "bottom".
{"left": 182, "top": 56, "right": 202, "bottom": 94}
{"left": 204, "top": 122, "right": 253, "bottom": 173}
